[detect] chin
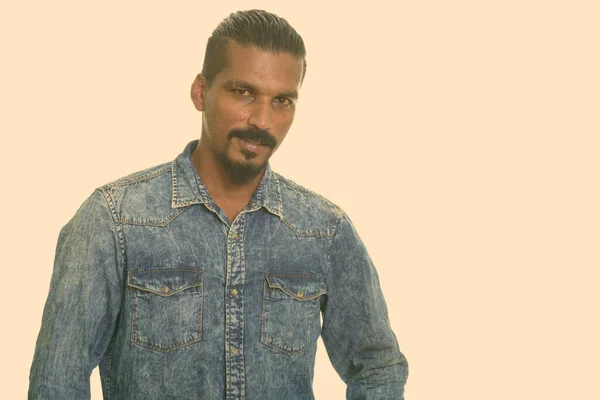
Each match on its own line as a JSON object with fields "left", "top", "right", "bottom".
{"left": 239, "top": 148, "right": 260, "bottom": 161}
{"left": 226, "top": 158, "right": 268, "bottom": 185}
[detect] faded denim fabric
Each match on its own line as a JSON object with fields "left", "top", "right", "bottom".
{"left": 29, "top": 140, "right": 408, "bottom": 399}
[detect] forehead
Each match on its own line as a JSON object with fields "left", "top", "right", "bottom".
{"left": 218, "top": 42, "right": 304, "bottom": 92}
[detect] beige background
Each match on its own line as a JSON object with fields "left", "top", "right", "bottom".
{"left": 1, "top": 1, "right": 598, "bottom": 398}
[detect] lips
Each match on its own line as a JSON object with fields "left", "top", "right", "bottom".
{"left": 229, "top": 128, "right": 277, "bottom": 149}
{"left": 237, "top": 137, "right": 265, "bottom": 152}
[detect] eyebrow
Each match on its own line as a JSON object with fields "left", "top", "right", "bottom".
{"left": 225, "top": 79, "right": 299, "bottom": 100}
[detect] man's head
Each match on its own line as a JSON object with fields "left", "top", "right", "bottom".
{"left": 191, "top": 10, "right": 306, "bottom": 185}
{"left": 202, "top": 10, "right": 307, "bottom": 88}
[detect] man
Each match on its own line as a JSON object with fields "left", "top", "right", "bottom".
{"left": 29, "top": 9, "right": 408, "bottom": 400}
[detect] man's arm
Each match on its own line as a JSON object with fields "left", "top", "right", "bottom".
{"left": 29, "top": 189, "right": 125, "bottom": 399}
{"left": 321, "top": 212, "right": 408, "bottom": 399}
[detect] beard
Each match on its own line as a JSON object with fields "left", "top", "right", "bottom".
{"left": 215, "top": 128, "right": 277, "bottom": 185}
{"left": 215, "top": 149, "right": 268, "bottom": 185}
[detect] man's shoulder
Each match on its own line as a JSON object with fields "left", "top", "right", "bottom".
{"left": 99, "top": 160, "right": 173, "bottom": 191}
{"left": 274, "top": 172, "right": 345, "bottom": 238}
{"left": 275, "top": 172, "right": 339, "bottom": 210}
{"left": 93, "top": 160, "right": 177, "bottom": 226}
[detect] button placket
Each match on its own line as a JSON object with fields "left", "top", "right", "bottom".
{"left": 225, "top": 217, "right": 247, "bottom": 400}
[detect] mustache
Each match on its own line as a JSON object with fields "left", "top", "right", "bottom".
{"left": 229, "top": 129, "right": 277, "bottom": 149}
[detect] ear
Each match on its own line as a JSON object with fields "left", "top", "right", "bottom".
{"left": 191, "top": 73, "right": 207, "bottom": 111}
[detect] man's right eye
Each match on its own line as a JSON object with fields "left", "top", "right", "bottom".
{"left": 233, "top": 89, "right": 252, "bottom": 97}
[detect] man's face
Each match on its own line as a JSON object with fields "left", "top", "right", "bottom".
{"left": 192, "top": 42, "right": 304, "bottom": 183}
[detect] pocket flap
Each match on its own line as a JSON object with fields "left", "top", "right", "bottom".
{"left": 266, "top": 273, "right": 327, "bottom": 301}
{"left": 128, "top": 268, "right": 203, "bottom": 296}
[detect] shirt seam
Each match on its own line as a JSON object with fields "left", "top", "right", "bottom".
{"left": 103, "top": 164, "right": 171, "bottom": 188}
{"left": 98, "top": 187, "right": 128, "bottom": 274}
{"left": 325, "top": 208, "right": 345, "bottom": 282}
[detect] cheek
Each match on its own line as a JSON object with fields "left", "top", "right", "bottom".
{"left": 275, "top": 111, "right": 295, "bottom": 133}
{"left": 214, "top": 98, "right": 249, "bottom": 126}
{"left": 271, "top": 115, "right": 295, "bottom": 149}
{"left": 234, "top": 110, "right": 247, "bottom": 123}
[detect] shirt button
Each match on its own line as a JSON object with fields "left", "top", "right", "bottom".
{"left": 232, "top": 233, "right": 239, "bottom": 240}
{"left": 161, "top": 286, "right": 169, "bottom": 294}
{"left": 231, "top": 347, "right": 239, "bottom": 355}
{"left": 231, "top": 289, "right": 238, "bottom": 296}
{"left": 297, "top": 290, "right": 304, "bottom": 298}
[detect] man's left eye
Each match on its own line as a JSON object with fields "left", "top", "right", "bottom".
{"left": 275, "top": 97, "right": 292, "bottom": 106}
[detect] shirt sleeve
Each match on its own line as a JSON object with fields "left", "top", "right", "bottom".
{"left": 29, "top": 189, "right": 125, "bottom": 399}
{"left": 321, "top": 212, "right": 408, "bottom": 399}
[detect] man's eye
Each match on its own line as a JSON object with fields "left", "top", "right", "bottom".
{"left": 275, "top": 97, "right": 292, "bottom": 107}
{"left": 234, "top": 89, "right": 252, "bottom": 97}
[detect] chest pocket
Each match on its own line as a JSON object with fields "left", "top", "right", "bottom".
{"left": 128, "top": 268, "right": 203, "bottom": 352}
{"left": 261, "top": 273, "right": 327, "bottom": 356}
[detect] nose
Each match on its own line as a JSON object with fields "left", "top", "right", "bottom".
{"left": 247, "top": 99, "right": 272, "bottom": 131}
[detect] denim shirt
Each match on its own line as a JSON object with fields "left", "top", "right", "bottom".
{"left": 29, "top": 140, "right": 408, "bottom": 400}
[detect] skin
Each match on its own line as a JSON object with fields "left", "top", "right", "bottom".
{"left": 190, "top": 41, "right": 304, "bottom": 222}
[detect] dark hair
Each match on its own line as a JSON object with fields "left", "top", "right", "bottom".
{"left": 201, "top": 9, "right": 307, "bottom": 87}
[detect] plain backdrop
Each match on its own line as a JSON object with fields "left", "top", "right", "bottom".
{"left": 1, "top": 1, "right": 599, "bottom": 399}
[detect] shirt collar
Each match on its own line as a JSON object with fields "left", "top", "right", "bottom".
{"left": 171, "top": 140, "right": 283, "bottom": 218}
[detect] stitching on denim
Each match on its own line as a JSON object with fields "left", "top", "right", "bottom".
{"left": 263, "top": 296, "right": 318, "bottom": 355}
{"left": 104, "top": 350, "right": 112, "bottom": 398}
{"left": 173, "top": 199, "right": 204, "bottom": 208}
{"left": 192, "top": 161, "right": 212, "bottom": 203}
{"left": 172, "top": 159, "right": 210, "bottom": 208}
{"left": 131, "top": 287, "right": 138, "bottom": 344}
{"left": 115, "top": 222, "right": 128, "bottom": 274}
{"left": 306, "top": 296, "right": 319, "bottom": 347}
{"left": 237, "top": 216, "right": 247, "bottom": 397}
{"left": 224, "top": 264, "right": 232, "bottom": 400}
{"left": 127, "top": 269, "right": 203, "bottom": 296}
{"left": 325, "top": 208, "right": 345, "bottom": 282}
{"left": 103, "top": 164, "right": 171, "bottom": 188}
{"left": 132, "top": 335, "right": 203, "bottom": 353}
{"left": 266, "top": 272, "right": 326, "bottom": 280}
{"left": 260, "top": 280, "right": 269, "bottom": 349}
{"left": 279, "top": 218, "right": 334, "bottom": 238}
{"left": 116, "top": 207, "right": 188, "bottom": 227}
{"left": 172, "top": 155, "right": 209, "bottom": 208}
{"left": 198, "top": 282, "right": 203, "bottom": 345}
{"left": 260, "top": 275, "right": 324, "bottom": 356}
{"left": 261, "top": 338, "right": 310, "bottom": 356}
{"left": 129, "top": 267, "right": 201, "bottom": 273}
{"left": 170, "top": 160, "right": 180, "bottom": 207}
{"left": 273, "top": 172, "right": 283, "bottom": 217}
{"left": 129, "top": 268, "right": 204, "bottom": 353}
{"left": 224, "top": 215, "right": 249, "bottom": 397}
{"left": 274, "top": 172, "right": 336, "bottom": 208}
{"left": 268, "top": 287, "right": 326, "bottom": 301}
{"left": 128, "top": 282, "right": 203, "bottom": 296}
{"left": 274, "top": 172, "right": 343, "bottom": 238}
{"left": 265, "top": 273, "right": 327, "bottom": 300}
{"left": 253, "top": 174, "right": 265, "bottom": 206}
{"left": 224, "top": 226, "right": 232, "bottom": 388}
{"left": 99, "top": 187, "right": 129, "bottom": 275}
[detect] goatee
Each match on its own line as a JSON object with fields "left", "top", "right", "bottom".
{"left": 215, "top": 149, "right": 268, "bottom": 185}
{"left": 213, "top": 128, "right": 277, "bottom": 185}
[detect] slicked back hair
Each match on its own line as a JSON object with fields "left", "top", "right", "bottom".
{"left": 201, "top": 9, "right": 307, "bottom": 87}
